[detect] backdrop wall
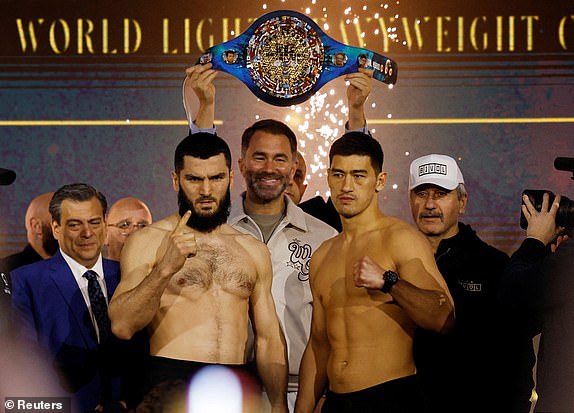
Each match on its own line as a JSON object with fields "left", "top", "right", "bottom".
{"left": 1, "top": 0, "right": 573, "bottom": 256}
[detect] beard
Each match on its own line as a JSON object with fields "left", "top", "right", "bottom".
{"left": 178, "top": 188, "right": 231, "bottom": 233}
{"left": 243, "top": 170, "right": 289, "bottom": 203}
{"left": 42, "top": 223, "right": 59, "bottom": 256}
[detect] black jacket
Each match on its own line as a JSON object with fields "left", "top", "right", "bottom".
{"left": 501, "top": 238, "right": 574, "bottom": 412}
{"left": 0, "top": 244, "right": 44, "bottom": 334}
{"left": 1, "top": 243, "right": 43, "bottom": 273}
{"left": 414, "top": 223, "right": 535, "bottom": 413}
{"left": 298, "top": 196, "right": 342, "bottom": 232}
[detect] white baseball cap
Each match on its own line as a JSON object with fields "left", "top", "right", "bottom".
{"left": 409, "top": 154, "right": 464, "bottom": 190}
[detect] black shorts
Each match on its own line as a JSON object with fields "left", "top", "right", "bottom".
{"left": 322, "top": 375, "right": 424, "bottom": 413}
{"left": 143, "top": 356, "right": 260, "bottom": 395}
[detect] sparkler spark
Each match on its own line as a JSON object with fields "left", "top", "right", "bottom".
{"left": 250, "top": 0, "right": 401, "bottom": 197}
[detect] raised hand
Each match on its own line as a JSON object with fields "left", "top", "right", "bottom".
{"left": 523, "top": 193, "right": 561, "bottom": 246}
{"left": 345, "top": 68, "right": 373, "bottom": 109}
{"left": 183, "top": 63, "right": 218, "bottom": 128}
{"left": 185, "top": 63, "right": 217, "bottom": 105}
{"left": 159, "top": 211, "right": 197, "bottom": 276}
{"left": 345, "top": 68, "right": 373, "bottom": 130}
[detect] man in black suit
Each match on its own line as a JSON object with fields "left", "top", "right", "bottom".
{"left": 1, "top": 191, "right": 57, "bottom": 271}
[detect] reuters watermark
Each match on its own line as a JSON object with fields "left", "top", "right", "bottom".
{"left": 4, "top": 398, "right": 70, "bottom": 413}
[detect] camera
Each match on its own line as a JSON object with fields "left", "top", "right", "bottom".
{"left": 520, "top": 189, "right": 574, "bottom": 230}
{"left": 519, "top": 157, "right": 574, "bottom": 231}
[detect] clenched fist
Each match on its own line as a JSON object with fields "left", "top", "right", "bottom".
{"left": 352, "top": 256, "right": 386, "bottom": 290}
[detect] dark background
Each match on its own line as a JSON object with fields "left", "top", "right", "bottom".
{"left": 1, "top": 0, "right": 573, "bottom": 255}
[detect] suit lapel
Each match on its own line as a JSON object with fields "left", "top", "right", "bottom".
{"left": 102, "top": 259, "right": 120, "bottom": 297}
{"left": 48, "top": 251, "right": 96, "bottom": 345}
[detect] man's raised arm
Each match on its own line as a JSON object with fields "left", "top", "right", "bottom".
{"left": 183, "top": 64, "right": 217, "bottom": 130}
{"left": 345, "top": 68, "right": 373, "bottom": 131}
{"left": 109, "top": 212, "right": 197, "bottom": 339}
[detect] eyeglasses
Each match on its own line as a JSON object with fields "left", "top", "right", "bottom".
{"left": 108, "top": 221, "right": 149, "bottom": 235}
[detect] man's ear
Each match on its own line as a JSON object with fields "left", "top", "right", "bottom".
{"left": 29, "top": 217, "right": 43, "bottom": 237}
{"left": 288, "top": 159, "right": 296, "bottom": 181}
{"left": 51, "top": 220, "right": 61, "bottom": 242}
{"left": 230, "top": 169, "right": 234, "bottom": 188}
{"left": 171, "top": 171, "right": 179, "bottom": 192}
{"left": 238, "top": 158, "right": 245, "bottom": 176}
{"left": 459, "top": 194, "right": 468, "bottom": 215}
{"left": 375, "top": 172, "right": 388, "bottom": 192}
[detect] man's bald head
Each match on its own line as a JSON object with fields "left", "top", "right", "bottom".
{"left": 105, "top": 197, "right": 153, "bottom": 261}
{"left": 25, "top": 192, "right": 57, "bottom": 258}
{"left": 285, "top": 152, "right": 308, "bottom": 204}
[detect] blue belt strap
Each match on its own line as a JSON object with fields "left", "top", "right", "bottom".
{"left": 196, "top": 10, "right": 398, "bottom": 106}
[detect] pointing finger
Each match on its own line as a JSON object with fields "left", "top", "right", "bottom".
{"left": 175, "top": 210, "right": 192, "bottom": 234}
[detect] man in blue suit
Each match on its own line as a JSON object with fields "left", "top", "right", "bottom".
{"left": 11, "top": 183, "right": 127, "bottom": 412}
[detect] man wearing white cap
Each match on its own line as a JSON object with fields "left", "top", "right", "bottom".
{"left": 408, "top": 154, "right": 535, "bottom": 413}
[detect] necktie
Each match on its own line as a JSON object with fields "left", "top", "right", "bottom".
{"left": 83, "top": 270, "right": 111, "bottom": 343}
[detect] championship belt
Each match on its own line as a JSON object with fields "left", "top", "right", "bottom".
{"left": 197, "top": 10, "right": 398, "bottom": 106}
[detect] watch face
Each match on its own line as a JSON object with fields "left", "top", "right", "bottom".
{"left": 382, "top": 270, "right": 399, "bottom": 293}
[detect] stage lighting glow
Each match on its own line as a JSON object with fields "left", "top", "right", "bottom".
{"left": 188, "top": 366, "right": 242, "bottom": 413}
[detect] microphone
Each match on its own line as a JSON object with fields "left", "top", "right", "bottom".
{"left": 554, "top": 157, "right": 574, "bottom": 172}
{"left": 0, "top": 168, "right": 16, "bottom": 186}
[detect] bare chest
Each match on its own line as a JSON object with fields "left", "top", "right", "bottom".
{"left": 317, "top": 236, "right": 394, "bottom": 301}
{"left": 168, "top": 238, "right": 256, "bottom": 298}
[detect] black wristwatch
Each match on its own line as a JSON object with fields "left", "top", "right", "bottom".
{"left": 380, "top": 270, "right": 400, "bottom": 293}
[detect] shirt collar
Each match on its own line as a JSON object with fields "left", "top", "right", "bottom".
{"left": 59, "top": 248, "right": 105, "bottom": 280}
{"left": 229, "top": 192, "right": 309, "bottom": 232}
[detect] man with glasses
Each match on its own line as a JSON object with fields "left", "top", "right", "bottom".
{"left": 105, "top": 197, "right": 153, "bottom": 262}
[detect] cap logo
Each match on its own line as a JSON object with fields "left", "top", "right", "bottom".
{"left": 418, "top": 162, "right": 447, "bottom": 177}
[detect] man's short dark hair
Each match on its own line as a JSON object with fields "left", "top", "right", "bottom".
{"left": 175, "top": 132, "right": 232, "bottom": 172}
{"left": 329, "top": 131, "right": 384, "bottom": 174}
{"left": 240, "top": 119, "right": 297, "bottom": 157}
{"left": 49, "top": 183, "right": 107, "bottom": 224}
